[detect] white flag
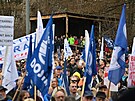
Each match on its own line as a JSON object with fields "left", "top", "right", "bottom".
{"left": 64, "top": 38, "right": 73, "bottom": 59}
{"left": 36, "top": 11, "right": 44, "bottom": 45}
{"left": 2, "top": 46, "right": 19, "bottom": 93}
{"left": 99, "top": 37, "right": 104, "bottom": 59}
{"left": 85, "top": 30, "right": 90, "bottom": 63}
{"left": 132, "top": 37, "right": 135, "bottom": 55}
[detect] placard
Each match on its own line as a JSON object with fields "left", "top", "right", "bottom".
{"left": 128, "top": 55, "right": 135, "bottom": 87}
{"left": 0, "top": 16, "right": 14, "bottom": 45}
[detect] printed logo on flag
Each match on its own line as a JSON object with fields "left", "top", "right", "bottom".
{"left": 86, "top": 52, "right": 92, "bottom": 75}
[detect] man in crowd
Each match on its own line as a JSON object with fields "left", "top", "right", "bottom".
{"left": 82, "top": 91, "right": 94, "bottom": 101}
{"left": 54, "top": 89, "right": 66, "bottom": 101}
{"left": 54, "top": 90, "right": 65, "bottom": 101}
{"left": 55, "top": 66, "right": 63, "bottom": 86}
{"left": 96, "top": 91, "right": 106, "bottom": 101}
{"left": 0, "top": 86, "right": 12, "bottom": 101}
{"left": 69, "top": 82, "right": 81, "bottom": 101}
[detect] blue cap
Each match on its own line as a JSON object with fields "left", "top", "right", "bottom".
{"left": 84, "top": 91, "right": 93, "bottom": 97}
{"left": 56, "top": 66, "right": 62, "bottom": 70}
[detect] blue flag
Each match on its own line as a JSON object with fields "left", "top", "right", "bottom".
{"left": 104, "top": 36, "right": 114, "bottom": 49}
{"left": 84, "top": 25, "right": 97, "bottom": 91}
{"left": 62, "top": 58, "right": 70, "bottom": 95}
{"left": 27, "top": 16, "right": 53, "bottom": 96}
{"left": 23, "top": 35, "right": 34, "bottom": 95}
{"left": 108, "top": 4, "right": 128, "bottom": 85}
{"left": 81, "top": 49, "right": 85, "bottom": 61}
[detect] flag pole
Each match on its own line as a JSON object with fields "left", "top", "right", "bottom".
{"left": 2, "top": 46, "right": 8, "bottom": 76}
{"left": 34, "top": 86, "right": 36, "bottom": 101}
{"left": 81, "top": 77, "right": 86, "bottom": 101}
{"left": 107, "top": 81, "right": 111, "bottom": 99}
{"left": 34, "top": 29, "right": 37, "bottom": 101}
{"left": 12, "top": 72, "right": 27, "bottom": 101}
{"left": 26, "top": 0, "right": 30, "bottom": 35}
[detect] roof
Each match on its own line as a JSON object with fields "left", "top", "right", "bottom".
{"left": 30, "top": 12, "right": 119, "bottom": 22}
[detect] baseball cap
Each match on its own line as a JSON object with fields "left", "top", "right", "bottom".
{"left": 56, "top": 66, "right": 62, "bottom": 70}
{"left": 84, "top": 91, "right": 93, "bottom": 97}
{"left": 73, "top": 72, "right": 81, "bottom": 79}
{"left": 0, "top": 86, "right": 7, "bottom": 91}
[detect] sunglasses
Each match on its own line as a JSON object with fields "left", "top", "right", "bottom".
{"left": 71, "top": 86, "right": 77, "bottom": 88}
{"left": 71, "top": 80, "right": 78, "bottom": 83}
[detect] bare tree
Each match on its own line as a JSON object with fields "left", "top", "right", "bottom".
{"left": 0, "top": 0, "right": 134, "bottom": 44}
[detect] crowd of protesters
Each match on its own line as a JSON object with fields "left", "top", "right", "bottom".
{"left": 0, "top": 35, "right": 134, "bottom": 101}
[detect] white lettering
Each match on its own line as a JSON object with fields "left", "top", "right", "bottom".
{"left": 30, "top": 52, "right": 48, "bottom": 85}
{"left": 30, "top": 58, "right": 36, "bottom": 68}
{"left": 39, "top": 40, "right": 47, "bottom": 64}
{"left": 44, "top": 79, "right": 47, "bottom": 85}
{"left": 34, "top": 64, "right": 41, "bottom": 73}
{"left": 37, "top": 70, "right": 44, "bottom": 77}
{"left": 41, "top": 76, "right": 46, "bottom": 81}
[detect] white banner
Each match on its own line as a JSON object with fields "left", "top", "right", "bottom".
{"left": 0, "top": 16, "right": 14, "bottom": 45}
{"left": 0, "top": 32, "right": 36, "bottom": 63}
{"left": 128, "top": 55, "right": 135, "bottom": 87}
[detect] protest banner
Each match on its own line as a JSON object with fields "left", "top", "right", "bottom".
{"left": 0, "top": 16, "right": 14, "bottom": 46}
{"left": 0, "top": 32, "right": 36, "bottom": 63}
{"left": 128, "top": 55, "right": 135, "bottom": 87}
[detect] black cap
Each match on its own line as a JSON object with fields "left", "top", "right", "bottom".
{"left": 96, "top": 91, "right": 106, "bottom": 99}
{"left": 84, "top": 91, "right": 93, "bottom": 97}
{"left": 0, "top": 86, "right": 7, "bottom": 91}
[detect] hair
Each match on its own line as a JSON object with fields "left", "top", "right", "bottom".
{"left": 52, "top": 86, "right": 67, "bottom": 97}
{"left": 24, "top": 98, "right": 34, "bottom": 101}
{"left": 51, "top": 87, "right": 67, "bottom": 101}
{"left": 18, "top": 90, "right": 30, "bottom": 101}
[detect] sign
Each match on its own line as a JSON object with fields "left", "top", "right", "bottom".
{"left": 128, "top": 55, "right": 135, "bottom": 87}
{"left": 0, "top": 32, "right": 36, "bottom": 63}
{"left": 0, "top": 16, "right": 14, "bottom": 45}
